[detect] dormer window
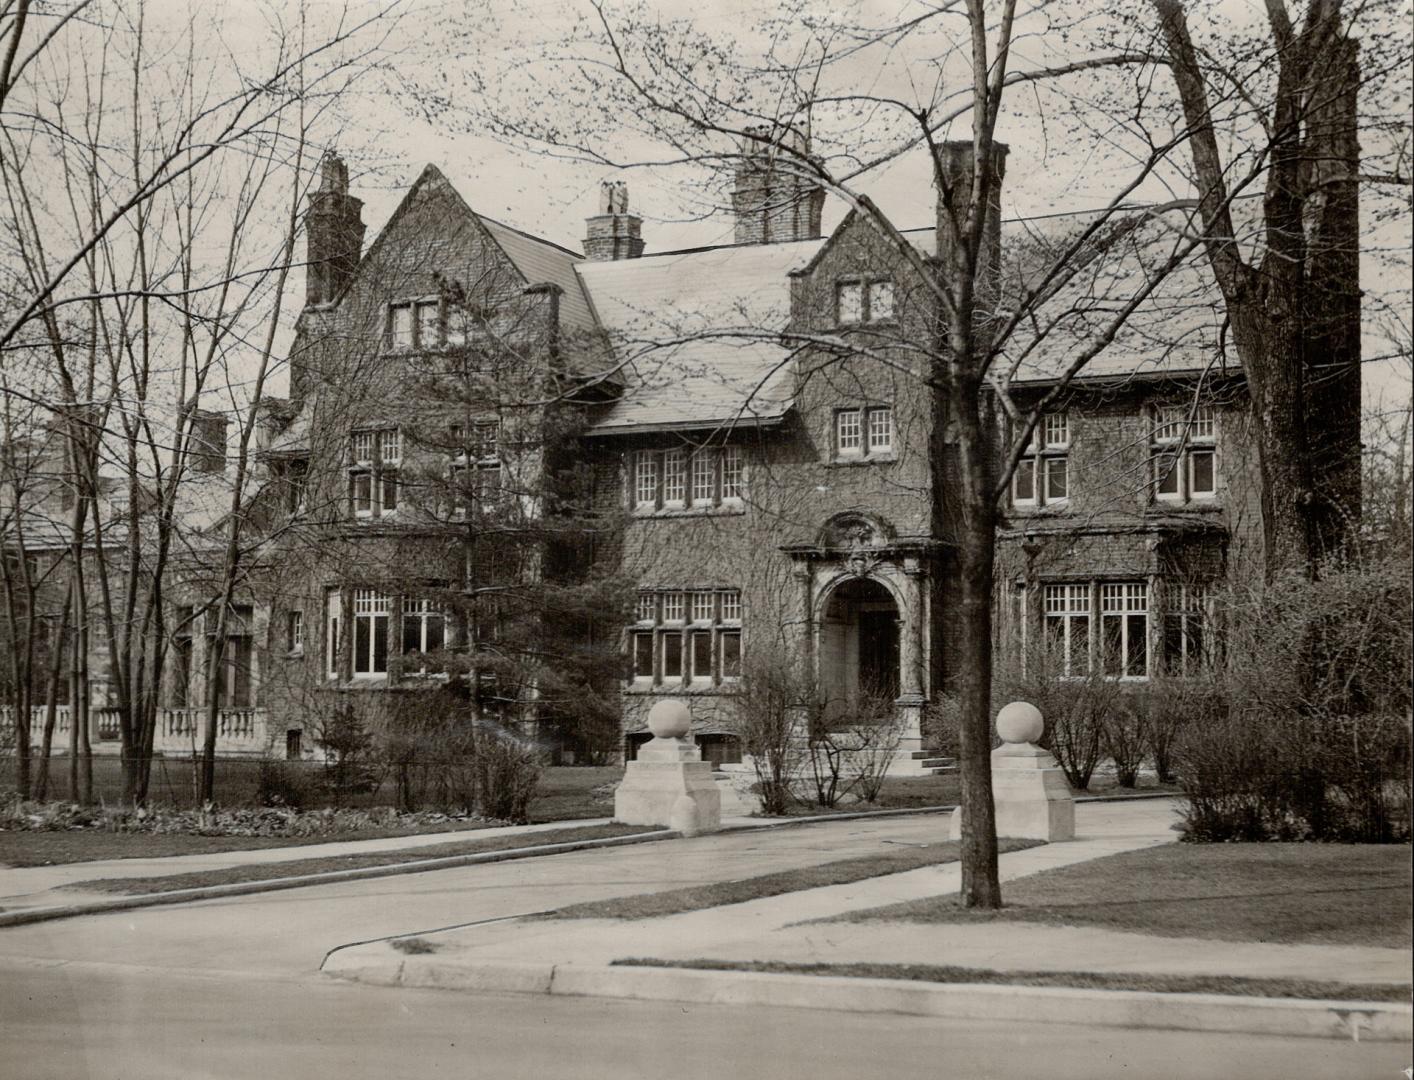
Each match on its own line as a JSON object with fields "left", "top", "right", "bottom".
{"left": 1013, "top": 412, "right": 1069, "bottom": 508}
{"left": 349, "top": 428, "right": 400, "bottom": 518}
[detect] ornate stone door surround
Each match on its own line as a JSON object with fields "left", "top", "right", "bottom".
{"left": 781, "top": 512, "right": 939, "bottom": 763}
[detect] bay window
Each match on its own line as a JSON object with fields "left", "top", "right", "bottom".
{"left": 1042, "top": 581, "right": 1149, "bottom": 679}
{"left": 352, "top": 589, "right": 390, "bottom": 676}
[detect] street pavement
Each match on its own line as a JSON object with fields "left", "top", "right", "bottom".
{"left": 1, "top": 800, "right": 1408, "bottom": 1078}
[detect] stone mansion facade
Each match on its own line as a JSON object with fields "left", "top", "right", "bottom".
{"left": 8, "top": 136, "right": 1358, "bottom": 766}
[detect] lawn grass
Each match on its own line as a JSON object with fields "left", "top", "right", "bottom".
{"left": 778, "top": 771, "right": 1181, "bottom": 816}
{"left": 610, "top": 957, "right": 1412, "bottom": 1003}
{"left": 826, "top": 841, "right": 1413, "bottom": 947}
{"left": 62, "top": 822, "right": 656, "bottom": 895}
{"left": 545, "top": 838, "right": 1041, "bottom": 920}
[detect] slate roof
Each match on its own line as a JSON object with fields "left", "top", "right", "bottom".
{"left": 576, "top": 237, "right": 834, "bottom": 433}
{"left": 480, "top": 216, "right": 596, "bottom": 333}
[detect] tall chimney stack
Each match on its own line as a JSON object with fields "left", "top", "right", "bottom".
{"left": 583, "top": 180, "right": 646, "bottom": 261}
{"left": 305, "top": 152, "right": 366, "bottom": 306}
{"left": 188, "top": 408, "right": 228, "bottom": 475}
{"left": 731, "top": 125, "right": 824, "bottom": 245}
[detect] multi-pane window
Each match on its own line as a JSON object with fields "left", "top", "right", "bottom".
{"left": 352, "top": 589, "right": 391, "bottom": 676}
{"left": 835, "top": 406, "right": 893, "bottom": 459}
{"left": 1044, "top": 585, "right": 1091, "bottom": 677}
{"left": 866, "top": 407, "right": 893, "bottom": 453}
{"left": 325, "top": 588, "right": 341, "bottom": 679}
{"left": 1100, "top": 583, "right": 1149, "bottom": 679}
{"left": 835, "top": 409, "right": 862, "bottom": 455}
{"left": 630, "top": 589, "right": 743, "bottom": 685}
{"left": 1043, "top": 582, "right": 1149, "bottom": 678}
{"left": 836, "top": 279, "right": 895, "bottom": 325}
{"left": 1153, "top": 404, "right": 1217, "bottom": 503}
{"left": 662, "top": 449, "right": 687, "bottom": 507}
{"left": 448, "top": 421, "right": 502, "bottom": 518}
{"left": 388, "top": 300, "right": 441, "bottom": 351}
{"left": 401, "top": 598, "right": 446, "bottom": 675}
{"left": 287, "top": 610, "right": 303, "bottom": 653}
{"left": 631, "top": 447, "right": 745, "bottom": 511}
{"left": 1163, "top": 583, "right": 1210, "bottom": 676}
{"left": 1013, "top": 412, "right": 1070, "bottom": 507}
{"left": 349, "top": 428, "right": 400, "bottom": 518}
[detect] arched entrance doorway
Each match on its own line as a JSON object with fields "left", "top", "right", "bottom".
{"left": 818, "top": 577, "right": 900, "bottom": 705}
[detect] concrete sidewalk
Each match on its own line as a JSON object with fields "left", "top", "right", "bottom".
{"left": 322, "top": 798, "right": 1413, "bottom": 1042}
{"left": 0, "top": 817, "right": 635, "bottom": 912}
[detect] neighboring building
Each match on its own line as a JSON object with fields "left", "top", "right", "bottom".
{"left": 5, "top": 136, "right": 1361, "bottom": 768}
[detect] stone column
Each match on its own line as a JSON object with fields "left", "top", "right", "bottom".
{"left": 893, "top": 558, "right": 927, "bottom": 762}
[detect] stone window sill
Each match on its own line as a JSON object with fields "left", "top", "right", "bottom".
{"left": 826, "top": 455, "right": 895, "bottom": 468}
{"left": 630, "top": 504, "right": 746, "bottom": 519}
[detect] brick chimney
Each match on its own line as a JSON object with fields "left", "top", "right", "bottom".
{"left": 935, "top": 140, "right": 1008, "bottom": 311}
{"left": 188, "top": 408, "right": 228, "bottom": 475}
{"left": 305, "top": 152, "right": 366, "bottom": 306}
{"left": 731, "top": 125, "right": 824, "bottom": 245}
{"left": 583, "top": 180, "right": 646, "bottom": 261}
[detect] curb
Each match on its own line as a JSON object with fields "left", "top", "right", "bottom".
{"left": 322, "top": 948, "right": 1413, "bottom": 1043}
{"left": 0, "top": 829, "right": 675, "bottom": 929}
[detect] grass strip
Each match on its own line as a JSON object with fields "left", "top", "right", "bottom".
{"left": 64, "top": 823, "right": 654, "bottom": 895}
{"left": 820, "top": 841, "right": 1413, "bottom": 948}
{"left": 545, "top": 837, "right": 1041, "bottom": 920}
{"left": 610, "top": 957, "right": 1413, "bottom": 1003}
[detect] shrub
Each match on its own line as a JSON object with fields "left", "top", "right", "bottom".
{"left": 312, "top": 705, "right": 380, "bottom": 806}
{"left": 475, "top": 728, "right": 542, "bottom": 823}
{"left": 253, "top": 759, "right": 309, "bottom": 809}
{"left": 1101, "top": 693, "right": 1148, "bottom": 788}
{"left": 844, "top": 688, "right": 908, "bottom": 804}
{"left": 1143, "top": 677, "right": 1218, "bottom": 783}
{"left": 1174, "top": 558, "right": 1411, "bottom": 843}
{"left": 730, "top": 645, "right": 808, "bottom": 815}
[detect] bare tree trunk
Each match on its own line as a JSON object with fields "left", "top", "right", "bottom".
{"left": 34, "top": 579, "right": 72, "bottom": 801}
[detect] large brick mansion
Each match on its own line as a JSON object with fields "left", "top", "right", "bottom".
{"left": 8, "top": 134, "right": 1361, "bottom": 766}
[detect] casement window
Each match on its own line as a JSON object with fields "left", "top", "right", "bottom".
{"left": 1013, "top": 412, "right": 1070, "bottom": 507}
{"left": 630, "top": 446, "right": 745, "bottom": 511}
{"left": 1099, "top": 583, "right": 1149, "bottom": 679}
{"left": 352, "top": 589, "right": 391, "bottom": 677}
{"left": 1162, "top": 583, "right": 1210, "bottom": 676}
{"left": 1044, "top": 581, "right": 1148, "bottom": 679}
{"left": 448, "top": 421, "right": 502, "bottom": 518}
{"left": 401, "top": 597, "right": 446, "bottom": 674}
{"left": 836, "top": 279, "right": 895, "bottom": 325}
{"left": 387, "top": 299, "right": 441, "bottom": 351}
{"left": 1044, "top": 584, "right": 1091, "bottom": 677}
{"left": 207, "top": 605, "right": 254, "bottom": 708}
{"left": 630, "top": 589, "right": 743, "bottom": 685}
{"left": 835, "top": 406, "right": 893, "bottom": 459}
{"left": 325, "top": 588, "right": 341, "bottom": 679}
{"left": 349, "top": 428, "right": 400, "bottom": 518}
{"left": 1153, "top": 404, "right": 1217, "bottom": 503}
{"left": 286, "top": 610, "right": 303, "bottom": 653}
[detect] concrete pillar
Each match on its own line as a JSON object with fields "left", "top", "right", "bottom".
{"left": 613, "top": 699, "right": 721, "bottom": 835}
{"left": 952, "top": 700, "right": 1075, "bottom": 841}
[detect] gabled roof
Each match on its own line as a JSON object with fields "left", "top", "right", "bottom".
{"left": 352, "top": 165, "right": 596, "bottom": 333}
{"left": 576, "top": 237, "right": 836, "bottom": 433}
{"left": 479, "top": 217, "right": 595, "bottom": 332}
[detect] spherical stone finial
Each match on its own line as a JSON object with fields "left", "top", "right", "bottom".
{"left": 647, "top": 698, "right": 692, "bottom": 739}
{"left": 996, "top": 700, "right": 1044, "bottom": 745}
